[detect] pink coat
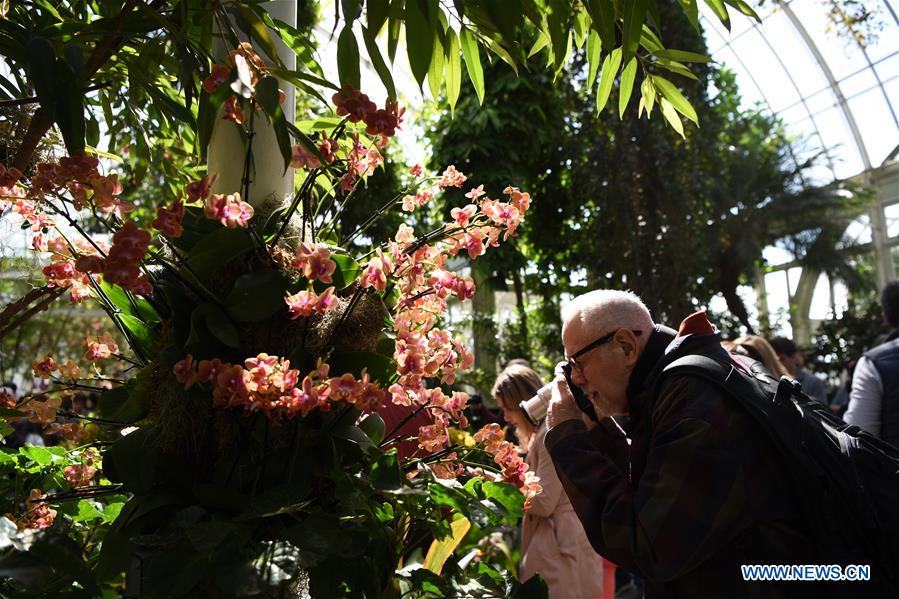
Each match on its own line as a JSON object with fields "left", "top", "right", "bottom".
{"left": 520, "top": 422, "right": 605, "bottom": 598}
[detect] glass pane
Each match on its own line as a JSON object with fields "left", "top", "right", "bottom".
{"left": 848, "top": 89, "right": 899, "bottom": 167}
{"left": 813, "top": 106, "right": 865, "bottom": 177}
{"left": 885, "top": 203, "right": 899, "bottom": 238}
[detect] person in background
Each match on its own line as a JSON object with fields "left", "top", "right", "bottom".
{"left": 731, "top": 335, "right": 789, "bottom": 378}
{"left": 769, "top": 336, "right": 828, "bottom": 405}
{"left": 492, "top": 365, "right": 607, "bottom": 599}
{"left": 845, "top": 281, "right": 899, "bottom": 445}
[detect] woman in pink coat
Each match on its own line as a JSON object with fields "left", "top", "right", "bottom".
{"left": 493, "top": 365, "right": 607, "bottom": 598}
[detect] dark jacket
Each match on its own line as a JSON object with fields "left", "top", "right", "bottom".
{"left": 863, "top": 329, "right": 899, "bottom": 447}
{"left": 546, "top": 312, "right": 859, "bottom": 598}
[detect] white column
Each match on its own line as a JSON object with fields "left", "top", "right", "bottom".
{"left": 207, "top": 1, "right": 297, "bottom": 209}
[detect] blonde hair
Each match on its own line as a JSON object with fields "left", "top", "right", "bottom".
{"left": 492, "top": 364, "right": 543, "bottom": 436}
{"left": 733, "top": 335, "right": 789, "bottom": 378}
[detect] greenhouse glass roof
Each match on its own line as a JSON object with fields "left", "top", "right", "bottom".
{"left": 702, "top": 0, "right": 899, "bottom": 183}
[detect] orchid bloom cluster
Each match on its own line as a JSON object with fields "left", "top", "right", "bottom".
{"left": 3, "top": 152, "right": 259, "bottom": 304}
{"left": 62, "top": 448, "right": 101, "bottom": 488}
{"left": 284, "top": 242, "right": 339, "bottom": 318}
{"left": 173, "top": 354, "right": 387, "bottom": 421}
{"left": 6, "top": 490, "right": 57, "bottom": 531}
{"left": 202, "top": 42, "right": 282, "bottom": 125}
{"left": 473, "top": 423, "right": 543, "bottom": 508}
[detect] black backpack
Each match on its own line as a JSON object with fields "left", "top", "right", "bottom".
{"left": 661, "top": 353, "right": 899, "bottom": 591}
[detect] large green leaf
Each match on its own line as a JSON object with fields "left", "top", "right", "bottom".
{"left": 660, "top": 97, "right": 685, "bottom": 138}
{"left": 361, "top": 25, "right": 396, "bottom": 99}
{"left": 444, "top": 28, "right": 461, "bottom": 115}
{"left": 622, "top": 0, "right": 648, "bottom": 64}
{"left": 703, "top": 0, "right": 730, "bottom": 30}
{"left": 369, "top": 452, "right": 402, "bottom": 491}
{"left": 337, "top": 24, "right": 361, "bottom": 90}
{"left": 235, "top": 4, "right": 285, "bottom": 69}
{"left": 98, "top": 380, "right": 149, "bottom": 424}
{"left": 188, "top": 303, "right": 241, "bottom": 350}
{"left": 459, "top": 28, "right": 484, "bottom": 104}
{"left": 586, "top": 29, "right": 601, "bottom": 89}
{"left": 327, "top": 350, "right": 396, "bottom": 386}
{"left": 427, "top": 27, "right": 445, "bottom": 102}
{"left": 405, "top": 0, "right": 434, "bottom": 88}
{"left": 225, "top": 269, "right": 289, "bottom": 322}
{"left": 330, "top": 253, "right": 362, "bottom": 291}
{"left": 186, "top": 227, "right": 254, "bottom": 276}
{"left": 367, "top": 0, "right": 390, "bottom": 34}
{"left": 618, "top": 57, "right": 638, "bottom": 118}
{"left": 99, "top": 281, "right": 161, "bottom": 323}
{"left": 595, "top": 47, "right": 621, "bottom": 114}
{"left": 653, "top": 75, "right": 699, "bottom": 124}
{"left": 678, "top": 0, "right": 701, "bottom": 31}
{"left": 118, "top": 313, "right": 159, "bottom": 357}
{"left": 255, "top": 75, "right": 293, "bottom": 171}
{"left": 585, "top": 0, "right": 616, "bottom": 51}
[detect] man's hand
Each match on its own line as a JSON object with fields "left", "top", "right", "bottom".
{"left": 546, "top": 362, "right": 584, "bottom": 429}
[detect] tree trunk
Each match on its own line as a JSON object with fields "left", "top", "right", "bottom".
{"left": 471, "top": 261, "right": 497, "bottom": 392}
{"left": 511, "top": 268, "right": 530, "bottom": 361}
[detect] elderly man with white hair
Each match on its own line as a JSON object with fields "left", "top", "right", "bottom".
{"left": 543, "top": 290, "right": 838, "bottom": 598}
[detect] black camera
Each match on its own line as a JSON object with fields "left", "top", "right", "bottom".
{"left": 561, "top": 362, "right": 599, "bottom": 423}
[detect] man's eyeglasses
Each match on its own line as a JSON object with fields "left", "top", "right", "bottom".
{"left": 567, "top": 329, "right": 643, "bottom": 372}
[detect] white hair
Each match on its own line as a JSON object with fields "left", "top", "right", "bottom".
{"left": 562, "top": 289, "right": 654, "bottom": 338}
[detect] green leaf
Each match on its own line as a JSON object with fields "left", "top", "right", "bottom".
{"left": 328, "top": 253, "right": 361, "bottom": 291}
{"left": 653, "top": 75, "right": 699, "bottom": 124}
{"left": 654, "top": 58, "right": 700, "bottom": 81}
{"left": 652, "top": 49, "right": 713, "bottom": 63}
{"left": 20, "top": 445, "right": 57, "bottom": 467}
{"left": 98, "top": 382, "right": 148, "bottom": 424}
{"left": 586, "top": 30, "right": 601, "bottom": 89}
{"left": 405, "top": 0, "right": 434, "bottom": 88}
{"left": 369, "top": 452, "right": 402, "bottom": 490}
{"left": 337, "top": 24, "right": 361, "bottom": 90}
{"left": 85, "top": 112, "right": 100, "bottom": 147}
{"left": 359, "top": 413, "right": 386, "bottom": 445}
{"left": 186, "top": 227, "right": 254, "bottom": 276}
{"left": 444, "top": 28, "right": 461, "bottom": 115}
{"left": 367, "top": 0, "right": 391, "bottom": 34}
{"left": 226, "top": 269, "right": 289, "bottom": 322}
{"left": 545, "top": 0, "right": 569, "bottom": 73}
{"left": 618, "top": 57, "right": 637, "bottom": 118}
{"left": 387, "top": 0, "right": 403, "bottom": 64}
{"left": 585, "top": 0, "right": 616, "bottom": 51}
{"left": 361, "top": 25, "right": 396, "bottom": 99}
{"left": 595, "top": 47, "right": 621, "bottom": 114}
{"left": 0, "top": 451, "right": 17, "bottom": 468}
{"left": 481, "top": 481, "right": 523, "bottom": 521}
{"left": 254, "top": 75, "right": 293, "bottom": 171}
{"left": 678, "top": 0, "right": 700, "bottom": 31}
{"left": 660, "top": 97, "right": 685, "bottom": 137}
{"left": 341, "top": 0, "right": 363, "bottom": 21}
{"left": 27, "top": 37, "right": 59, "bottom": 121}
{"left": 640, "top": 76, "right": 656, "bottom": 116}
{"left": 73, "top": 499, "right": 103, "bottom": 523}
{"left": 327, "top": 351, "right": 396, "bottom": 386}
{"left": 423, "top": 517, "right": 470, "bottom": 574}
{"left": 724, "top": 0, "right": 760, "bottom": 20}
{"left": 235, "top": 5, "right": 285, "bottom": 69}
{"left": 573, "top": 8, "right": 590, "bottom": 49}
{"left": 427, "top": 28, "right": 445, "bottom": 102}
{"left": 459, "top": 28, "right": 484, "bottom": 105}
{"left": 118, "top": 313, "right": 158, "bottom": 357}
{"left": 527, "top": 31, "right": 549, "bottom": 58}
{"left": 703, "top": 0, "right": 730, "bottom": 30}
{"left": 99, "top": 281, "right": 160, "bottom": 323}
{"left": 622, "top": 0, "right": 647, "bottom": 63}
{"left": 188, "top": 303, "right": 241, "bottom": 349}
